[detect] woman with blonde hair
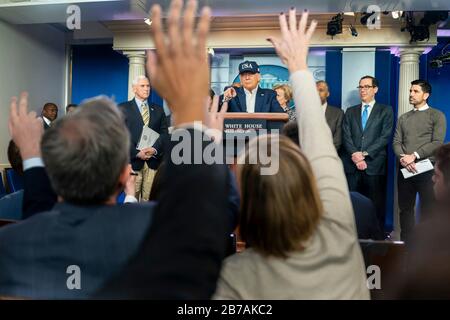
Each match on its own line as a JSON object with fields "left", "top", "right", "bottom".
{"left": 214, "top": 9, "right": 369, "bottom": 300}
{"left": 273, "top": 83, "right": 296, "bottom": 120}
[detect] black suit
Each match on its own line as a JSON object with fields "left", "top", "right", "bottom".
{"left": 0, "top": 201, "right": 155, "bottom": 299}
{"left": 22, "top": 167, "right": 57, "bottom": 219}
{"left": 342, "top": 102, "right": 394, "bottom": 231}
{"left": 41, "top": 117, "right": 51, "bottom": 130}
{"left": 325, "top": 104, "right": 344, "bottom": 151}
{"left": 119, "top": 99, "right": 169, "bottom": 171}
{"left": 97, "top": 128, "right": 230, "bottom": 299}
{"left": 350, "top": 192, "right": 384, "bottom": 240}
{"left": 220, "top": 86, "right": 284, "bottom": 113}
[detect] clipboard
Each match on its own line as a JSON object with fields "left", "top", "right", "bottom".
{"left": 401, "top": 159, "right": 434, "bottom": 179}
{"left": 136, "top": 126, "right": 160, "bottom": 150}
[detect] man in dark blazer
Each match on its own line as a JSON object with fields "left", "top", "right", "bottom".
{"left": 119, "top": 76, "right": 168, "bottom": 201}
{"left": 40, "top": 102, "right": 58, "bottom": 130}
{"left": 316, "top": 80, "right": 344, "bottom": 151}
{"left": 0, "top": 96, "right": 157, "bottom": 299}
{"left": 220, "top": 61, "right": 284, "bottom": 113}
{"left": 342, "top": 75, "right": 394, "bottom": 232}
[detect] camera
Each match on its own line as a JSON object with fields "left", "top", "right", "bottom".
{"left": 327, "top": 13, "right": 344, "bottom": 37}
{"left": 430, "top": 52, "right": 450, "bottom": 68}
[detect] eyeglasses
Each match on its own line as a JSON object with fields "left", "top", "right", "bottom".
{"left": 357, "top": 85, "right": 375, "bottom": 90}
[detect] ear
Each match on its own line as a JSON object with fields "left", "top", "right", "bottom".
{"left": 326, "top": 91, "right": 330, "bottom": 98}
{"left": 424, "top": 92, "right": 430, "bottom": 101}
{"left": 374, "top": 86, "right": 379, "bottom": 94}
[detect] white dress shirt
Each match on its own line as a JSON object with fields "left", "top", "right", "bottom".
{"left": 361, "top": 100, "right": 376, "bottom": 119}
{"left": 42, "top": 116, "right": 51, "bottom": 127}
{"left": 321, "top": 102, "right": 328, "bottom": 114}
{"left": 244, "top": 88, "right": 257, "bottom": 113}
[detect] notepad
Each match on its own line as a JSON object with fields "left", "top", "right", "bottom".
{"left": 401, "top": 159, "right": 434, "bottom": 179}
{"left": 136, "top": 126, "right": 160, "bottom": 150}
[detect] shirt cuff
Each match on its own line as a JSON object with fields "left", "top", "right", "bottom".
{"left": 124, "top": 195, "right": 138, "bottom": 203}
{"left": 414, "top": 152, "right": 420, "bottom": 159}
{"left": 23, "top": 157, "right": 45, "bottom": 171}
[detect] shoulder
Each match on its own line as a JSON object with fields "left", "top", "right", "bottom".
{"left": 118, "top": 100, "right": 135, "bottom": 113}
{"left": 429, "top": 107, "right": 446, "bottom": 119}
{"left": 149, "top": 103, "right": 164, "bottom": 114}
{"left": 375, "top": 103, "right": 393, "bottom": 112}
{"left": 327, "top": 105, "right": 344, "bottom": 115}
{"left": 345, "top": 105, "right": 360, "bottom": 114}
{"left": 259, "top": 88, "right": 277, "bottom": 96}
{"left": 0, "top": 209, "right": 57, "bottom": 242}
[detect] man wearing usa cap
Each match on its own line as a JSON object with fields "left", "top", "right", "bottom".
{"left": 220, "top": 61, "right": 284, "bottom": 113}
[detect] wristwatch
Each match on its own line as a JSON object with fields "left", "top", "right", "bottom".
{"left": 362, "top": 151, "right": 369, "bottom": 157}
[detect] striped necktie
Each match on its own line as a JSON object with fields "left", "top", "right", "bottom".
{"left": 141, "top": 101, "right": 149, "bottom": 126}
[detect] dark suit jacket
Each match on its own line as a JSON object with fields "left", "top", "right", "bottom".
{"left": 220, "top": 86, "right": 284, "bottom": 113}
{"left": 41, "top": 117, "right": 50, "bottom": 130}
{"left": 22, "top": 167, "right": 57, "bottom": 219}
{"left": 350, "top": 192, "right": 384, "bottom": 240}
{"left": 325, "top": 104, "right": 344, "bottom": 151}
{"left": 119, "top": 99, "right": 169, "bottom": 171}
{"left": 97, "top": 128, "right": 230, "bottom": 299}
{"left": 342, "top": 102, "right": 394, "bottom": 175}
{"left": 0, "top": 201, "right": 155, "bottom": 299}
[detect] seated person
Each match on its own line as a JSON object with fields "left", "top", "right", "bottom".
{"left": 214, "top": 9, "right": 369, "bottom": 299}
{"left": 0, "top": 140, "right": 24, "bottom": 220}
{"left": 0, "top": 96, "right": 156, "bottom": 299}
{"left": 282, "top": 121, "right": 383, "bottom": 240}
{"left": 220, "top": 60, "right": 284, "bottom": 113}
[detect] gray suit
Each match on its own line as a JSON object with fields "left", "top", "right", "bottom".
{"left": 325, "top": 105, "right": 344, "bottom": 151}
{"left": 0, "top": 201, "right": 155, "bottom": 299}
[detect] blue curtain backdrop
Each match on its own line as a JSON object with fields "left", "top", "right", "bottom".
{"left": 71, "top": 44, "right": 163, "bottom": 106}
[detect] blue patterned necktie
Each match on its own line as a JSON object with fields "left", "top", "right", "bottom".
{"left": 362, "top": 105, "right": 369, "bottom": 130}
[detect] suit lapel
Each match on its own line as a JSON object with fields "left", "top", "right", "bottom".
{"left": 363, "top": 103, "right": 380, "bottom": 132}
{"left": 132, "top": 99, "right": 145, "bottom": 127}
{"left": 325, "top": 106, "right": 332, "bottom": 127}
{"left": 255, "top": 87, "right": 266, "bottom": 112}
{"left": 237, "top": 88, "right": 246, "bottom": 112}
{"left": 355, "top": 105, "right": 363, "bottom": 133}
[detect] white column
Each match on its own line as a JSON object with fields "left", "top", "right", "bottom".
{"left": 398, "top": 48, "right": 423, "bottom": 117}
{"left": 123, "top": 51, "right": 146, "bottom": 100}
{"left": 393, "top": 47, "right": 424, "bottom": 240}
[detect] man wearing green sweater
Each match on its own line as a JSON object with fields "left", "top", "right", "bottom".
{"left": 393, "top": 79, "right": 447, "bottom": 241}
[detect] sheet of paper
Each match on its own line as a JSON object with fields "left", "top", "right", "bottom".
{"left": 401, "top": 159, "right": 434, "bottom": 179}
{"left": 136, "top": 126, "right": 160, "bottom": 150}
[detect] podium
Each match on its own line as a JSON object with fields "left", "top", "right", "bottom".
{"left": 222, "top": 112, "right": 289, "bottom": 158}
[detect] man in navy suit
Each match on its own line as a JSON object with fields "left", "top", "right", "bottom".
{"left": 220, "top": 60, "right": 284, "bottom": 113}
{"left": 342, "top": 75, "right": 394, "bottom": 233}
{"left": 119, "top": 76, "right": 168, "bottom": 201}
{"left": 0, "top": 95, "right": 156, "bottom": 298}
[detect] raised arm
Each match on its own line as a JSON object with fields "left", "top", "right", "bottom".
{"left": 268, "top": 9, "right": 354, "bottom": 224}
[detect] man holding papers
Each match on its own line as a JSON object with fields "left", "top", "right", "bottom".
{"left": 393, "top": 79, "right": 447, "bottom": 241}
{"left": 119, "top": 76, "right": 169, "bottom": 201}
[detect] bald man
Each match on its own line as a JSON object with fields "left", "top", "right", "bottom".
{"left": 316, "top": 81, "right": 344, "bottom": 151}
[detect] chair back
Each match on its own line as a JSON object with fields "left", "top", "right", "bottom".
{"left": 5, "top": 168, "right": 24, "bottom": 193}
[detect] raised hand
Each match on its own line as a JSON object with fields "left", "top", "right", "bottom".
{"left": 267, "top": 8, "right": 317, "bottom": 73}
{"left": 9, "top": 92, "right": 44, "bottom": 160}
{"left": 205, "top": 96, "right": 228, "bottom": 142}
{"left": 146, "top": 0, "right": 211, "bottom": 126}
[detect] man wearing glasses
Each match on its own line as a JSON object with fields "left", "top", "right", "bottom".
{"left": 342, "top": 76, "right": 394, "bottom": 234}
